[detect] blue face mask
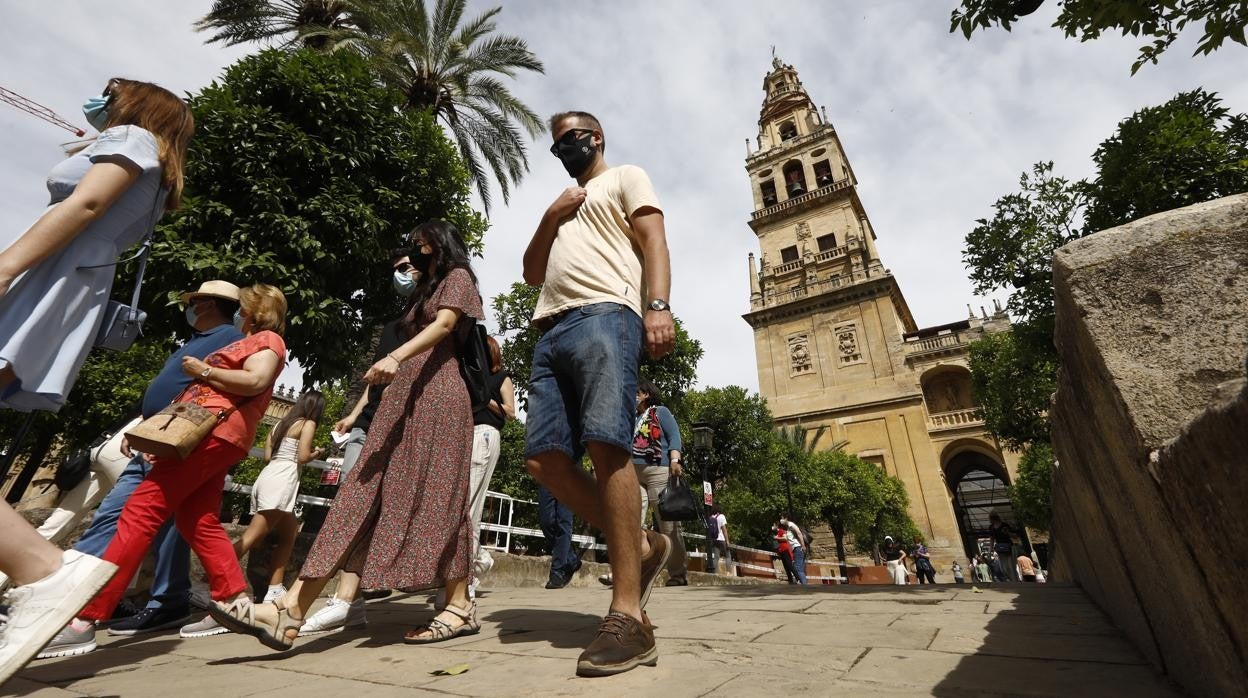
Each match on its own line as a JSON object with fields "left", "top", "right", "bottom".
{"left": 393, "top": 269, "right": 416, "bottom": 297}
{"left": 233, "top": 310, "right": 246, "bottom": 332}
{"left": 185, "top": 306, "right": 199, "bottom": 328}
{"left": 83, "top": 95, "right": 111, "bottom": 132}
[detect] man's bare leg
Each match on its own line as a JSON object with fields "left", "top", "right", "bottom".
{"left": 585, "top": 442, "right": 643, "bottom": 622}
{"left": 525, "top": 451, "right": 652, "bottom": 557}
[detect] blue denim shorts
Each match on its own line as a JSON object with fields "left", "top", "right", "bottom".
{"left": 525, "top": 303, "right": 643, "bottom": 461}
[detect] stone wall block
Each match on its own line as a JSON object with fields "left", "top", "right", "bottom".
{"left": 1051, "top": 193, "right": 1248, "bottom": 697}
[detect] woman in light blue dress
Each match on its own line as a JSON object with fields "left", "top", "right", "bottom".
{"left": 0, "top": 78, "right": 193, "bottom": 411}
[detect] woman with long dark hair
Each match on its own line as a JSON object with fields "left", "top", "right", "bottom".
{"left": 215, "top": 220, "right": 484, "bottom": 649}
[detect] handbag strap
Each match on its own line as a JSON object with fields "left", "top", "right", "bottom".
{"left": 75, "top": 181, "right": 165, "bottom": 313}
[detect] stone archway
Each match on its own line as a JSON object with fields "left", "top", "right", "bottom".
{"left": 942, "top": 442, "right": 1018, "bottom": 558}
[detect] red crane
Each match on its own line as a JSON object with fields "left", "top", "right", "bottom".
{"left": 0, "top": 85, "right": 86, "bottom": 136}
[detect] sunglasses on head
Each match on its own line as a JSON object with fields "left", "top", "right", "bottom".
{"left": 549, "top": 128, "right": 594, "bottom": 156}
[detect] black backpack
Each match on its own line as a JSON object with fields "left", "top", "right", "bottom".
{"left": 454, "top": 318, "right": 493, "bottom": 412}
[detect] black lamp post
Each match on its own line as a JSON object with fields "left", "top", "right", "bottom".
{"left": 690, "top": 422, "right": 714, "bottom": 503}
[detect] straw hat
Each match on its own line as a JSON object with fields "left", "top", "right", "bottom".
{"left": 179, "top": 280, "right": 240, "bottom": 304}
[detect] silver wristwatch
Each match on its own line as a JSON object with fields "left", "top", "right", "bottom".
{"left": 648, "top": 299, "right": 671, "bottom": 312}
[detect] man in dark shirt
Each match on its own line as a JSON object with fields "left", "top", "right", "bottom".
{"left": 57, "top": 281, "right": 243, "bottom": 643}
{"left": 988, "top": 512, "right": 1017, "bottom": 582}
{"left": 334, "top": 319, "right": 405, "bottom": 476}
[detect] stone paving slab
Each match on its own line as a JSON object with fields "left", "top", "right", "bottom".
{"left": 11, "top": 583, "right": 1179, "bottom": 697}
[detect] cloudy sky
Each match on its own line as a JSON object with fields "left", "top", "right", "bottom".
{"left": 3, "top": 2, "right": 1244, "bottom": 393}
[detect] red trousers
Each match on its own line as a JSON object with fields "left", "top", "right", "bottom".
{"left": 80, "top": 436, "right": 248, "bottom": 621}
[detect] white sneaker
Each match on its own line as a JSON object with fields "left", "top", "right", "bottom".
{"left": 468, "top": 578, "right": 479, "bottom": 601}
{"left": 179, "top": 615, "right": 228, "bottom": 638}
{"left": 299, "top": 598, "right": 366, "bottom": 635}
{"left": 262, "top": 585, "right": 287, "bottom": 604}
{"left": 0, "top": 550, "right": 117, "bottom": 684}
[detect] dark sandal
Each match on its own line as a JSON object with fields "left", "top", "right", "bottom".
{"left": 403, "top": 602, "right": 480, "bottom": 644}
{"left": 209, "top": 598, "right": 301, "bottom": 651}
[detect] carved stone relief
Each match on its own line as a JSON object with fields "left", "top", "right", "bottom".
{"left": 795, "top": 221, "right": 811, "bottom": 241}
{"left": 787, "top": 333, "right": 814, "bottom": 375}
{"left": 834, "top": 322, "right": 864, "bottom": 365}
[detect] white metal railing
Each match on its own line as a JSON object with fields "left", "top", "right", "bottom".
{"left": 927, "top": 408, "right": 984, "bottom": 430}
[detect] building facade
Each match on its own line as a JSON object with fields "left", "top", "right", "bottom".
{"left": 742, "top": 57, "right": 1020, "bottom": 562}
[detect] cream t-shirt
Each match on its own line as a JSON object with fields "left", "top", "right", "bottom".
{"left": 533, "top": 164, "right": 662, "bottom": 321}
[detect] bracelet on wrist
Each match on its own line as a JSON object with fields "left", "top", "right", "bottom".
{"left": 387, "top": 353, "right": 400, "bottom": 364}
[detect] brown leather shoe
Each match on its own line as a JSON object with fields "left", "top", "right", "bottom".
{"left": 639, "top": 530, "right": 670, "bottom": 609}
{"left": 575, "top": 611, "right": 657, "bottom": 677}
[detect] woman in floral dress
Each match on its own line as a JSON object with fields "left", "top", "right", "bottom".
{"left": 214, "top": 220, "right": 484, "bottom": 649}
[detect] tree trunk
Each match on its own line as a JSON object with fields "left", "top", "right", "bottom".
{"left": 831, "top": 522, "right": 848, "bottom": 581}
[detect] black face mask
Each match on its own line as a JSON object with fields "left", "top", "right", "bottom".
{"left": 409, "top": 247, "right": 433, "bottom": 274}
{"left": 552, "top": 130, "right": 597, "bottom": 178}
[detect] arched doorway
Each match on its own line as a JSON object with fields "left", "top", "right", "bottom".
{"left": 943, "top": 446, "right": 1020, "bottom": 557}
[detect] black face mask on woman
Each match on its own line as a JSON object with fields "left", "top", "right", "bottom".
{"left": 551, "top": 129, "right": 597, "bottom": 178}
{"left": 409, "top": 247, "right": 433, "bottom": 274}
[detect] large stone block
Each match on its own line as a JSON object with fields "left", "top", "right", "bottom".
{"left": 1050, "top": 193, "right": 1248, "bottom": 697}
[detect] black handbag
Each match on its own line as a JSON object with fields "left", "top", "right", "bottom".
{"left": 657, "top": 474, "right": 699, "bottom": 522}
{"left": 53, "top": 448, "right": 93, "bottom": 491}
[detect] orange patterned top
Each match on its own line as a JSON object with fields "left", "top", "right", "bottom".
{"left": 182, "top": 330, "right": 287, "bottom": 452}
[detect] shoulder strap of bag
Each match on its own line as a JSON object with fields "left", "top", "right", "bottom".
{"left": 76, "top": 182, "right": 164, "bottom": 312}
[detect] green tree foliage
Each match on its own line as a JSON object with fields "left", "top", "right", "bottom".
{"left": 1008, "top": 441, "right": 1054, "bottom": 531}
{"left": 490, "top": 282, "right": 704, "bottom": 415}
{"left": 963, "top": 161, "right": 1088, "bottom": 329}
{"left": 195, "top": 0, "right": 546, "bottom": 214}
{"left": 967, "top": 330, "right": 1057, "bottom": 450}
{"left": 677, "top": 386, "right": 773, "bottom": 487}
{"left": 850, "top": 471, "right": 923, "bottom": 564}
{"left": 195, "top": 0, "right": 363, "bottom": 50}
{"left": 1084, "top": 88, "right": 1248, "bottom": 232}
{"left": 144, "top": 48, "right": 484, "bottom": 384}
{"left": 950, "top": 0, "right": 1248, "bottom": 74}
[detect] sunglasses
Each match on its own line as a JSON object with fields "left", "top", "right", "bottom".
{"left": 549, "top": 128, "right": 595, "bottom": 156}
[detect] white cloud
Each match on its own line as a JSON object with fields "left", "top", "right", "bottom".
{"left": 3, "top": 1, "right": 1245, "bottom": 394}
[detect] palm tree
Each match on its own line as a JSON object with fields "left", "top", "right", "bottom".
{"left": 356, "top": 0, "right": 544, "bottom": 213}
{"left": 195, "top": 0, "right": 545, "bottom": 214}
{"left": 195, "top": 0, "right": 364, "bottom": 51}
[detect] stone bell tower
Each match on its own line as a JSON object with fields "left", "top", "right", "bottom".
{"left": 743, "top": 56, "right": 1017, "bottom": 565}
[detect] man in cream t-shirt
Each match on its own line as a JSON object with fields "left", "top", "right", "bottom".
{"left": 522, "top": 110, "right": 675, "bottom": 678}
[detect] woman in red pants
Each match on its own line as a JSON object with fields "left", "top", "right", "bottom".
{"left": 45, "top": 284, "right": 288, "bottom": 656}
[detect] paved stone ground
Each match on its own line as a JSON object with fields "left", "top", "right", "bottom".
{"left": 8, "top": 583, "right": 1179, "bottom": 697}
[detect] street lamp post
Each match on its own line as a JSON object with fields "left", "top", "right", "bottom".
{"left": 690, "top": 422, "right": 714, "bottom": 504}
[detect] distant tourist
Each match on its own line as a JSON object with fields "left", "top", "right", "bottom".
{"left": 951, "top": 560, "right": 965, "bottom": 584}
{"left": 911, "top": 538, "right": 936, "bottom": 584}
{"left": 1017, "top": 553, "right": 1038, "bottom": 582}
{"left": 706, "top": 506, "right": 731, "bottom": 575}
{"left": 882, "top": 536, "right": 907, "bottom": 585}
{"left": 988, "top": 513, "right": 1018, "bottom": 581}
{"left": 989, "top": 551, "right": 1007, "bottom": 582}
{"left": 772, "top": 523, "right": 798, "bottom": 584}
{"left": 540, "top": 487, "right": 581, "bottom": 589}
{"left": 779, "top": 515, "right": 808, "bottom": 585}
{"left": 631, "top": 379, "right": 688, "bottom": 586}
{"left": 976, "top": 554, "right": 992, "bottom": 584}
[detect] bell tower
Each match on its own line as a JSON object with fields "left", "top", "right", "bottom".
{"left": 741, "top": 56, "right": 1010, "bottom": 564}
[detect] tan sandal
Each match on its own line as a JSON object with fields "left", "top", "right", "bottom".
{"left": 209, "top": 598, "right": 302, "bottom": 651}
{"left": 403, "top": 602, "right": 480, "bottom": 644}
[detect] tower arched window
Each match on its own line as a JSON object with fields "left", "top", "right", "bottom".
{"left": 813, "top": 159, "right": 834, "bottom": 187}
{"left": 760, "top": 179, "right": 778, "bottom": 207}
{"left": 778, "top": 121, "right": 797, "bottom": 141}
{"left": 782, "top": 160, "right": 807, "bottom": 197}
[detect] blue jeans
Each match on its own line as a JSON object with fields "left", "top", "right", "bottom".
{"left": 538, "top": 486, "right": 576, "bottom": 574}
{"left": 706, "top": 540, "right": 730, "bottom": 573}
{"left": 73, "top": 455, "right": 192, "bottom": 610}
{"left": 525, "top": 303, "right": 643, "bottom": 461}
{"left": 792, "top": 546, "right": 808, "bottom": 585}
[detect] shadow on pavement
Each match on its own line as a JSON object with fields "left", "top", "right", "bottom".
{"left": 485, "top": 608, "right": 600, "bottom": 649}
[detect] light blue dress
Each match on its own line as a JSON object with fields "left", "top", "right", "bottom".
{"left": 0, "top": 125, "right": 167, "bottom": 412}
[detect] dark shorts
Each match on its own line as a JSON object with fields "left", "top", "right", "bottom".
{"left": 524, "top": 303, "right": 643, "bottom": 462}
